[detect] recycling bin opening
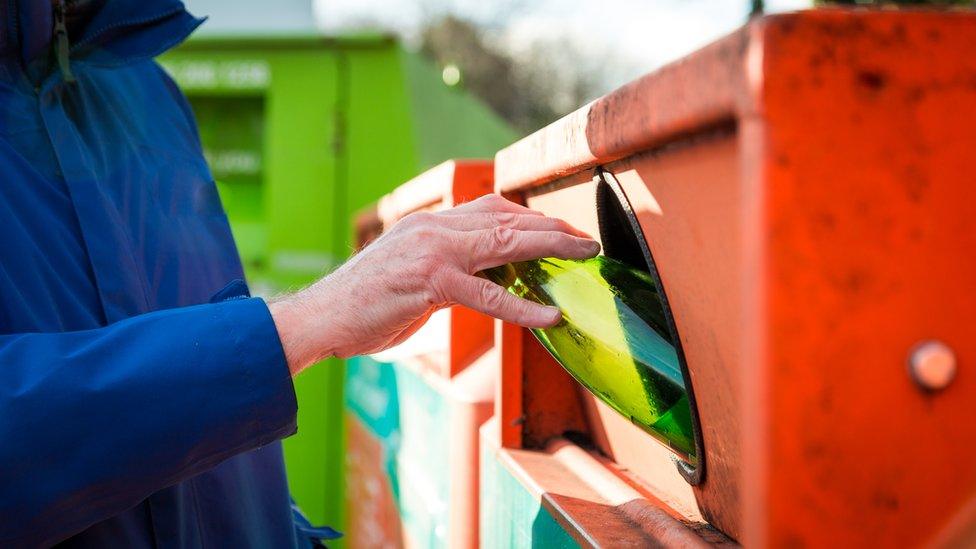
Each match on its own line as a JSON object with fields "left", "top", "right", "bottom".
{"left": 485, "top": 169, "right": 705, "bottom": 483}
{"left": 594, "top": 169, "right": 705, "bottom": 483}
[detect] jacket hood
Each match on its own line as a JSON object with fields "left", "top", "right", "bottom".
{"left": 1, "top": 0, "right": 203, "bottom": 69}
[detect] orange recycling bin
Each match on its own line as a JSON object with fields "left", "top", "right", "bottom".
{"left": 345, "top": 160, "right": 496, "bottom": 548}
{"left": 482, "top": 9, "right": 976, "bottom": 547}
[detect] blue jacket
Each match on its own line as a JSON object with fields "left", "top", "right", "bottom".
{"left": 0, "top": 1, "right": 333, "bottom": 546}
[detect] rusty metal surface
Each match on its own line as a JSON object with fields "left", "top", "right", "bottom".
{"left": 745, "top": 10, "right": 976, "bottom": 547}
{"left": 493, "top": 9, "right": 976, "bottom": 546}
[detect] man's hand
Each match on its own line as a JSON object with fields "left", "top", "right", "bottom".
{"left": 268, "top": 194, "right": 600, "bottom": 375}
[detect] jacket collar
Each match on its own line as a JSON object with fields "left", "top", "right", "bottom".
{"left": 3, "top": 0, "right": 203, "bottom": 70}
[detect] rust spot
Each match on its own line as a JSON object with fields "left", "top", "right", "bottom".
{"left": 813, "top": 211, "right": 836, "bottom": 231}
{"left": 903, "top": 165, "right": 929, "bottom": 203}
{"left": 803, "top": 442, "right": 827, "bottom": 460}
{"left": 906, "top": 86, "right": 926, "bottom": 103}
{"left": 843, "top": 270, "right": 869, "bottom": 293}
{"left": 787, "top": 74, "right": 804, "bottom": 91}
{"left": 857, "top": 70, "right": 888, "bottom": 91}
{"left": 777, "top": 532, "right": 808, "bottom": 549}
{"left": 819, "top": 388, "right": 834, "bottom": 412}
{"left": 871, "top": 491, "right": 900, "bottom": 511}
{"left": 892, "top": 23, "right": 908, "bottom": 43}
{"left": 808, "top": 45, "right": 837, "bottom": 69}
{"left": 776, "top": 15, "right": 798, "bottom": 36}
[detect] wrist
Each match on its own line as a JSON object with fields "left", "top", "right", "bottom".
{"left": 268, "top": 293, "right": 334, "bottom": 376}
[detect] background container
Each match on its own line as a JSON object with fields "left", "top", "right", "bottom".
{"left": 160, "top": 37, "right": 516, "bottom": 530}
{"left": 346, "top": 160, "right": 497, "bottom": 548}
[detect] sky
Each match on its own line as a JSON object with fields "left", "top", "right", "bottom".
{"left": 313, "top": 0, "right": 812, "bottom": 89}
{"left": 190, "top": 0, "right": 813, "bottom": 94}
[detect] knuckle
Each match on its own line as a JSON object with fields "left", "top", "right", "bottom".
{"left": 415, "top": 253, "right": 443, "bottom": 278}
{"left": 479, "top": 282, "right": 505, "bottom": 311}
{"left": 489, "top": 226, "right": 517, "bottom": 253}
{"left": 490, "top": 211, "right": 516, "bottom": 228}
{"left": 413, "top": 226, "right": 435, "bottom": 241}
{"left": 399, "top": 211, "right": 434, "bottom": 229}
{"left": 408, "top": 222, "right": 445, "bottom": 244}
{"left": 424, "top": 267, "right": 448, "bottom": 305}
{"left": 480, "top": 193, "right": 506, "bottom": 208}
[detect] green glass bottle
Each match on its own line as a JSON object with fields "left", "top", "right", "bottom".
{"left": 484, "top": 256, "right": 696, "bottom": 465}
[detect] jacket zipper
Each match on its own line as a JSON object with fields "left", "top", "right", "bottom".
{"left": 71, "top": 6, "right": 184, "bottom": 53}
{"left": 52, "top": 0, "right": 75, "bottom": 83}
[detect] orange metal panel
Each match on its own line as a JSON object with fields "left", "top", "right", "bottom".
{"left": 494, "top": 318, "right": 525, "bottom": 449}
{"left": 495, "top": 320, "right": 590, "bottom": 450}
{"left": 492, "top": 9, "right": 976, "bottom": 546}
{"left": 751, "top": 11, "right": 976, "bottom": 547}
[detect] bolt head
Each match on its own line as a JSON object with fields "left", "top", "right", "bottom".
{"left": 909, "top": 340, "right": 956, "bottom": 392}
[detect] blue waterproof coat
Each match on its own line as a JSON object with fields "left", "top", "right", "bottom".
{"left": 0, "top": 1, "right": 333, "bottom": 546}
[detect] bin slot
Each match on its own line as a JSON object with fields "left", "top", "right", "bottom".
{"left": 595, "top": 169, "right": 706, "bottom": 485}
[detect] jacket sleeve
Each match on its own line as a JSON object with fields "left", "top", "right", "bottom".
{"left": 0, "top": 297, "right": 298, "bottom": 546}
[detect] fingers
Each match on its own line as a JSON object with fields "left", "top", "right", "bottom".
{"left": 467, "top": 227, "right": 601, "bottom": 271}
{"left": 433, "top": 212, "right": 592, "bottom": 238}
{"left": 440, "top": 270, "right": 562, "bottom": 328}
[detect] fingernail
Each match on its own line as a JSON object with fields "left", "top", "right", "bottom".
{"left": 543, "top": 306, "right": 562, "bottom": 326}
{"left": 581, "top": 239, "right": 601, "bottom": 255}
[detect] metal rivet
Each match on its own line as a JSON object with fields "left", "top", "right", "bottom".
{"left": 909, "top": 340, "right": 956, "bottom": 392}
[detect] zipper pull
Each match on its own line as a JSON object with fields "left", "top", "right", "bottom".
{"left": 53, "top": 0, "right": 76, "bottom": 83}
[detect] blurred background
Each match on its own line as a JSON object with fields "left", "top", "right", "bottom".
{"left": 187, "top": 0, "right": 812, "bottom": 134}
